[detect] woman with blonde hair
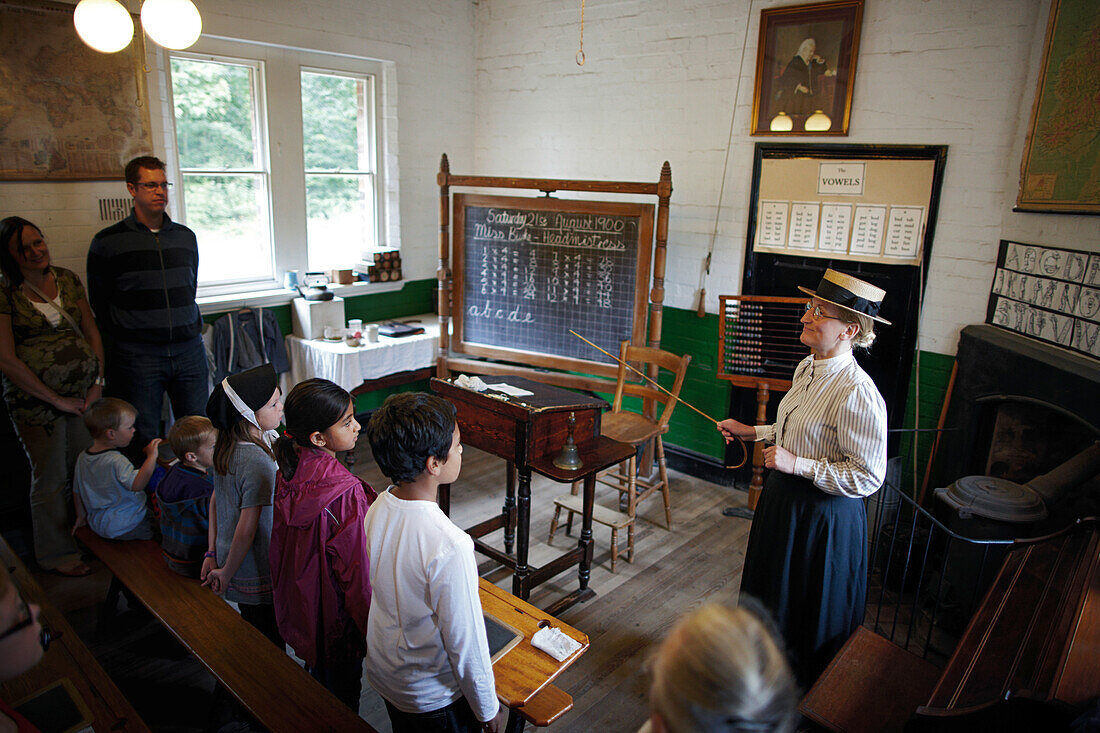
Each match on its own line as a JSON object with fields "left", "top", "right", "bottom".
{"left": 644, "top": 602, "right": 798, "bottom": 733}
{"left": 718, "top": 269, "right": 889, "bottom": 685}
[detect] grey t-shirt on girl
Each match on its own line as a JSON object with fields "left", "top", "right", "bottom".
{"left": 213, "top": 442, "right": 276, "bottom": 605}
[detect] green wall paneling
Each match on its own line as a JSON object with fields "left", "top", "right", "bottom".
{"left": 897, "top": 350, "right": 955, "bottom": 496}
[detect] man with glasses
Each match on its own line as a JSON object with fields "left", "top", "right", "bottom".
{"left": 87, "top": 156, "right": 208, "bottom": 455}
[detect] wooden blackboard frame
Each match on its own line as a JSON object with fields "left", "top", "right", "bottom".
{"left": 437, "top": 155, "right": 672, "bottom": 393}
{"left": 452, "top": 194, "right": 654, "bottom": 378}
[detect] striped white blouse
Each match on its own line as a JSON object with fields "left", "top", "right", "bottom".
{"left": 753, "top": 351, "right": 887, "bottom": 498}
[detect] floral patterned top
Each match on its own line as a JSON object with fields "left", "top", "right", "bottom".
{"left": 0, "top": 267, "right": 99, "bottom": 427}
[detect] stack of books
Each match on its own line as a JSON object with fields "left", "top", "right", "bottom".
{"left": 354, "top": 250, "right": 402, "bottom": 282}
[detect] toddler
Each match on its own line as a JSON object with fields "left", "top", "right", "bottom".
{"left": 73, "top": 398, "right": 161, "bottom": 540}
{"left": 157, "top": 415, "right": 216, "bottom": 577}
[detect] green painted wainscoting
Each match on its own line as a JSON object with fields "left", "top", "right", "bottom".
{"left": 204, "top": 279, "right": 438, "bottom": 413}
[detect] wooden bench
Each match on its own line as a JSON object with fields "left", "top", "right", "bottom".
{"left": 549, "top": 494, "right": 634, "bottom": 572}
{"left": 799, "top": 627, "right": 943, "bottom": 732}
{"left": 75, "top": 528, "right": 376, "bottom": 733}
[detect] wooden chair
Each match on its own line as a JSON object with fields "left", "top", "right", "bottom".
{"left": 550, "top": 341, "right": 691, "bottom": 570}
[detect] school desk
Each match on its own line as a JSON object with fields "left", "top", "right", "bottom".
{"left": 480, "top": 578, "right": 588, "bottom": 731}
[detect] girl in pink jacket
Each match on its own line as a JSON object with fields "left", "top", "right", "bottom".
{"left": 270, "top": 378, "right": 376, "bottom": 711}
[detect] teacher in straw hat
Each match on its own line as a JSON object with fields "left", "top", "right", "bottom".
{"left": 718, "top": 268, "right": 890, "bottom": 686}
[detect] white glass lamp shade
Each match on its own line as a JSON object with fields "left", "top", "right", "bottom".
{"left": 141, "top": 0, "right": 203, "bottom": 50}
{"left": 805, "top": 110, "right": 832, "bottom": 132}
{"left": 74, "top": 0, "right": 134, "bottom": 54}
{"left": 770, "top": 111, "right": 793, "bottom": 132}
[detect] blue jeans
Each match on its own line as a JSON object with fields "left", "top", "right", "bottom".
{"left": 384, "top": 697, "right": 481, "bottom": 733}
{"left": 106, "top": 339, "right": 208, "bottom": 447}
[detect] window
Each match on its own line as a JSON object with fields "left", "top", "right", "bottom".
{"left": 166, "top": 41, "right": 390, "bottom": 292}
{"left": 301, "top": 69, "right": 377, "bottom": 272}
{"left": 171, "top": 56, "right": 272, "bottom": 286}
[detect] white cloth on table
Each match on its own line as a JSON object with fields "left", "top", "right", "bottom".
{"left": 531, "top": 626, "right": 581, "bottom": 661}
{"left": 285, "top": 326, "right": 437, "bottom": 392}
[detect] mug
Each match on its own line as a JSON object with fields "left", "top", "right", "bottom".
{"left": 365, "top": 324, "right": 379, "bottom": 342}
{"left": 284, "top": 270, "right": 300, "bottom": 290}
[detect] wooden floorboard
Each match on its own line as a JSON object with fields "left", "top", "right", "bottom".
{"left": 5, "top": 438, "right": 751, "bottom": 733}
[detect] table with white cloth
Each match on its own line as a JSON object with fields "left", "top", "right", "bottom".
{"left": 284, "top": 314, "right": 440, "bottom": 394}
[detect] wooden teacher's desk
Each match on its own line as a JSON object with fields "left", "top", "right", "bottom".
{"left": 432, "top": 376, "right": 634, "bottom": 615}
{"left": 0, "top": 536, "right": 149, "bottom": 732}
{"left": 285, "top": 314, "right": 439, "bottom": 394}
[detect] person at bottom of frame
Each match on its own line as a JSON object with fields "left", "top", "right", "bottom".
{"left": 718, "top": 268, "right": 889, "bottom": 687}
{"left": 363, "top": 392, "right": 506, "bottom": 733}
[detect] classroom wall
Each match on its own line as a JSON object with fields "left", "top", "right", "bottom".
{"left": 472, "top": 0, "right": 1100, "bottom": 359}
{"left": 1, "top": 0, "right": 477, "bottom": 289}
{"left": 471, "top": 0, "right": 1100, "bottom": 476}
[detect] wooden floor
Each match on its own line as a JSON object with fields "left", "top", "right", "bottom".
{"left": 5, "top": 439, "right": 752, "bottom": 732}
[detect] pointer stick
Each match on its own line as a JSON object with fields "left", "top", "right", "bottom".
{"left": 569, "top": 330, "right": 748, "bottom": 468}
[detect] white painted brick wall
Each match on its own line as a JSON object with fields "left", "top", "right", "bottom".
{"left": 473, "top": 0, "right": 1100, "bottom": 356}
{"left": 6, "top": 1, "right": 1097, "bottom": 360}
{"left": 1, "top": 0, "right": 476, "bottom": 289}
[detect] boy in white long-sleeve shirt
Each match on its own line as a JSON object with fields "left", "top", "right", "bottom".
{"left": 363, "top": 392, "right": 505, "bottom": 733}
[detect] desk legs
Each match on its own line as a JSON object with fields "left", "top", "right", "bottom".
{"left": 503, "top": 463, "right": 517, "bottom": 555}
{"left": 513, "top": 469, "right": 532, "bottom": 599}
{"left": 578, "top": 473, "right": 595, "bottom": 591}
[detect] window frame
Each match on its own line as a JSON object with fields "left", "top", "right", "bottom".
{"left": 163, "top": 37, "right": 390, "bottom": 297}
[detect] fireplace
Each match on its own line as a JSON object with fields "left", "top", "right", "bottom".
{"left": 931, "top": 325, "right": 1100, "bottom": 496}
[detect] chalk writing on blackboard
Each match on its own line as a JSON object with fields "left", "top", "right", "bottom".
{"left": 455, "top": 196, "right": 652, "bottom": 365}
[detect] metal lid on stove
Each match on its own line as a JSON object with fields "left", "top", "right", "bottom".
{"left": 934, "top": 475, "right": 1048, "bottom": 523}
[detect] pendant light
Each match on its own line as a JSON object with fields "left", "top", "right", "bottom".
{"left": 141, "top": 0, "right": 203, "bottom": 50}
{"left": 73, "top": 0, "right": 202, "bottom": 54}
{"left": 769, "top": 111, "right": 793, "bottom": 132}
{"left": 805, "top": 110, "right": 832, "bottom": 132}
{"left": 73, "top": 0, "right": 134, "bottom": 54}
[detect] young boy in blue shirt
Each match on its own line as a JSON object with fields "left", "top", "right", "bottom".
{"left": 73, "top": 398, "right": 161, "bottom": 540}
{"left": 157, "top": 416, "right": 216, "bottom": 576}
{"left": 364, "top": 392, "right": 505, "bottom": 733}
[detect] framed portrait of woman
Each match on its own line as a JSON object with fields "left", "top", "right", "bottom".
{"left": 750, "top": 0, "right": 864, "bottom": 136}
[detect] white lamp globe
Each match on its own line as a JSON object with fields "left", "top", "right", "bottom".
{"left": 73, "top": 0, "right": 134, "bottom": 54}
{"left": 141, "top": 0, "right": 203, "bottom": 50}
{"left": 805, "top": 110, "right": 832, "bottom": 132}
{"left": 770, "top": 111, "right": 793, "bottom": 132}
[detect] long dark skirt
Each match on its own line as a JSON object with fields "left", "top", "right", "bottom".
{"left": 739, "top": 470, "right": 867, "bottom": 686}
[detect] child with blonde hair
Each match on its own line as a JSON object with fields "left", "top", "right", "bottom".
{"left": 73, "top": 397, "right": 161, "bottom": 540}
{"left": 644, "top": 602, "right": 798, "bottom": 733}
{"left": 157, "top": 415, "right": 216, "bottom": 577}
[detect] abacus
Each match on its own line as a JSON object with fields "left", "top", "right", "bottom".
{"left": 717, "top": 294, "right": 809, "bottom": 512}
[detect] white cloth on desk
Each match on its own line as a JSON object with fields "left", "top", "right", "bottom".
{"left": 285, "top": 326, "right": 437, "bottom": 392}
{"left": 531, "top": 625, "right": 581, "bottom": 661}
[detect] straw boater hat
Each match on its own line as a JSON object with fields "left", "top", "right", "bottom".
{"left": 798, "top": 269, "right": 891, "bottom": 325}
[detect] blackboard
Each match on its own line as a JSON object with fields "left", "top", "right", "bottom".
{"left": 453, "top": 194, "right": 654, "bottom": 375}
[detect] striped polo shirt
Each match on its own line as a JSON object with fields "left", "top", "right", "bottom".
{"left": 754, "top": 350, "right": 887, "bottom": 498}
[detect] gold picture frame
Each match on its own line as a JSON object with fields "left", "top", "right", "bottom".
{"left": 750, "top": 0, "right": 864, "bottom": 137}
{"left": 1015, "top": 0, "right": 1100, "bottom": 214}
